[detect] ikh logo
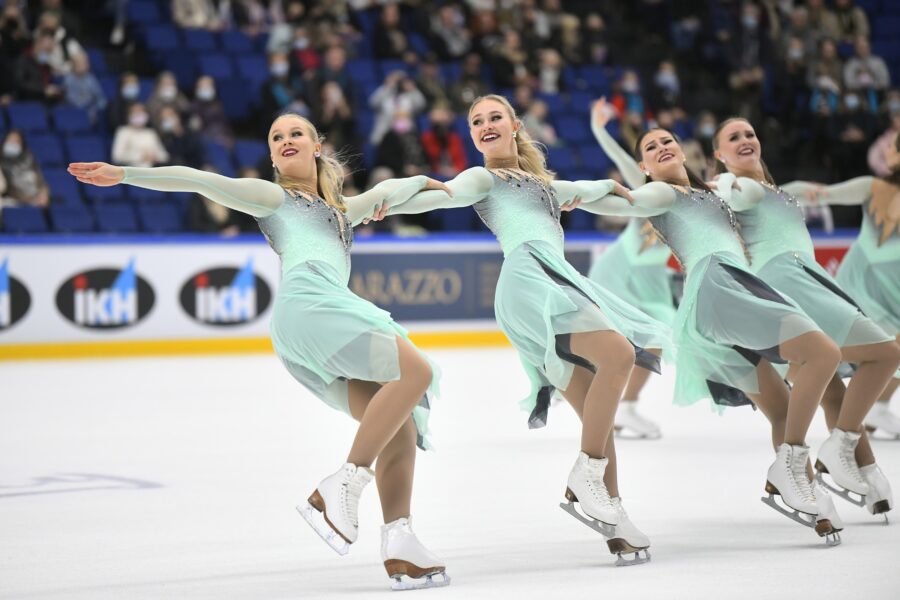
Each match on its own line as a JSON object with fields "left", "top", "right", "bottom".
{"left": 56, "top": 259, "right": 155, "bottom": 329}
{"left": 0, "top": 258, "right": 31, "bottom": 331}
{"left": 180, "top": 259, "right": 271, "bottom": 326}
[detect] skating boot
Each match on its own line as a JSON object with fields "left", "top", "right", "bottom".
{"left": 381, "top": 517, "right": 450, "bottom": 591}
{"left": 298, "top": 463, "right": 374, "bottom": 555}
{"left": 810, "top": 480, "right": 842, "bottom": 546}
{"left": 860, "top": 463, "right": 893, "bottom": 523}
{"left": 762, "top": 444, "right": 819, "bottom": 527}
{"left": 614, "top": 401, "right": 661, "bottom": 439}
{"left": 864, "top": 403, "right": 900, "bottom": 440}
{"left": 560, "top": 451, "right": 618, "bottom": 537}
{"left": 607, "top": 498, "right": 651, "bottom": 566}
{"left": 816, "top": 429, "right": 868, "bottom": 505}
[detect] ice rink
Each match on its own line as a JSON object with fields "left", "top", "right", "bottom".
{"left": 2, "top": 348, "right": 899, "bottom": 599}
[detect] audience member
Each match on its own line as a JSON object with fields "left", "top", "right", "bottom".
{"left": 111, "top": 103, "right": 170, "bottom": 167}
{"left": 62, "top": 52, "right": 106, "bottom": 124}
{"left": 0, "top": 130, "right": 49, "bottom": 209}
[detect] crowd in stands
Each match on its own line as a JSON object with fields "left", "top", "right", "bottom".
{"left": 1, "top": 0, "right": 898, "bottom": 235}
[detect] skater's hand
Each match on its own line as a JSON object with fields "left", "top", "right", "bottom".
{"left": 68, "top": 162, "right": 125, "bottom": 187}
{"left": 592, "top": 97, "right": 615, "bottom": 129}
{"left": 799, "top": 183, "right": 824, "bottom": 203}
{"left": 706, "top": 176, "right": 741, "bottom": 192}
{"left": 424, "top": 177, "right": 452, "bottom": 195}
{"left": 363, "top": 202, "right": 389, "bottom": 224}
{"left": 561, "top": 195, "right": 582, "bottom": 211}
{"left": 611, "top": 182, "right": 634, "bottom": 204}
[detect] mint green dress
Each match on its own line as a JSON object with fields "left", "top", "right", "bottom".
{"left": 588, "top": 218, "right": 677, "bottom": 326}
{"left": 834, "top": 181, "right": 900, "bottom": 337}
{"left": 121, "top": 166, "right": 440, "bottom": 449}
{"left": 388, "top": 167, "right": 670, "bottom": 428}
{"left": 716, "top": 175, "right": 892, "bottom": 348}
{"left": 573, "top": 181, "right": 823, "bottom": 408}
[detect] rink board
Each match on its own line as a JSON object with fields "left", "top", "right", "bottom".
{"left": 0, "top": 232, "right": 856, "bottom": 359}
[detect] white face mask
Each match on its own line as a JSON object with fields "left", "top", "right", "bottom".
{"left": 196, "top": 87, "right": 215, "bottom": 101}
{"left": 271, "top": 62, "right": 289, "bottom": 77}
{"left": 121, "top": 83, "right": 139, "bottom": 99}
{"left": 159, "top": 86, "right": 176, "bottom": 101}
{"left": 129, "top": 113, "right": 149, "bottom": 127}
{"left": 160, "top": 117, "right": 177, "bottom": 132}
{"left": 3, "top": 142, "right": 22, "bottom": 158}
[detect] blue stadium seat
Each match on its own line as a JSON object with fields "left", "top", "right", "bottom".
{"left": 128, "top": 0, "right": 163, "bottom": 24}
{"left": 197, "top": 54, "right": 234, "bottom": 80}
{"left": 439, "top": 62, "right": 461, "bottom": 83}
{"left": 43, "top": 167, "right": 83, "bottom": 205}
{"left": 216, "top": 78, "right": 252, "bottom": 120}
{"left": 94, "top": 203, "right": 138, "bottom": 233}
{"left": 236, "top": 56, "right": 269, "bottom": 88}
{"left": 408, "top": 33, "right": 431, "bottom": 56}
{"left": 568, "top": 91, "right": 594, "bottom": 115}
{"left": 83, "top": 185, "right": 129, "bottom": 205}
{"left": 379, "top": 59, "right": 411, "bottom": 78}
{"left": 220, "top": 30, "right": 254, "bottom": 54}
{"left": 577, "top": 146, "right": 615, "bottom": 177}
{"left": 8, "top": 102, "right": 49, "bottom": 132}
{"left": 98, "top": 75, "right": 119, "bottom": 104}
{"left": 138, "top": 201, "right": 183, "bottom": 232}
{"left": 85, "top": 48, "right": 108, "bottom": 74}
{"left": 29, "top": 133, "right": 66, "bottom": 167}
{"left": 440, "top": 207, "right": 478, "bottom": 231}
{"left": 579, "top": 65, "right": 609, "bottom": 94}
{"left": 536, "top": 93, "right": 564, "bottom": 114}
{"left": 874, "top": 17, "right": 900, "bottom": 39}
{"left": 128, "top": 187, "right": 169, "bottom": 204}
{"left": 203, "top": 139, "right": 234, "bottom": 172}
{"left": 564, "top": 209, "right": 595, "bottom": 232}
{"left": 183, "top": 29, "right": 218, "bottom": 52}
{"left": 1, "top": 206, "right": 48, "bottom": 233}
{"left": 51, "top": 106, "right": 93, "bottom": 135}
{"left": 144, "top": 25, "right": 180, "bottom": 52}
{"left": 555, "top": 116, "right": 591, "bottom": 144}
{"left": 347, "top": 59, "right": 379, "bottom": 84}
{"left": 49, "top": 204, "right": 94, "bottom": 232}
{"left": 547, "top": 147, "right": 577, "bottom": 172}
{"left": 562, "top": 66, "right": 579, "bottom": 91}
{"left": 159, "top": 50, "right": 198, "bottom": 90}
{"left": 65, "top": 135, "right": 108, "bottom": 163}
{"left": 233, "top": 140, "right": 267, "bottom": 168}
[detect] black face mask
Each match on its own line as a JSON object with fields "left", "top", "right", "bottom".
{"left": 432, "top": 123, "right": 449, "bottom": 136}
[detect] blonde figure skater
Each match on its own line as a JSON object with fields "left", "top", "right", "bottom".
{"left": 69, "top": 113, "right": 451, "bottom": 590}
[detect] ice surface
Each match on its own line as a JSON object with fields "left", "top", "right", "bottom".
{"left": 1, "top": 349, "right": 898, "bottom": 599}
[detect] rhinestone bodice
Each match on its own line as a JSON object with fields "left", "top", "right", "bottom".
{"left": 737, "top": 181, "right": 814, "bottom": 270}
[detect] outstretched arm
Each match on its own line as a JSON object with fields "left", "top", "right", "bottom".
{"left": 574, "top": 180, "right": 676, "bottom": 217}
{"left": 343, "top": 175, "right": 429, "bottom": 226}
{"left": 591, "top": 98, "right": 646, "bottom": 189}
{"left": 782, "top": 176, "right": 874, "bottom": 206}
{"left": 68, "top": 162, "right": 284, "bottom": 218}
{"left": 385, "top": 166, "right": 494, "bottom": 216}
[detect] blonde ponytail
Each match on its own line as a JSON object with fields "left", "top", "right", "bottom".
{"left": 272, "top": 113, "right": 348, "bottom": 212}
{"left": 469, "top": 94, "right": 556, "bottom": 186}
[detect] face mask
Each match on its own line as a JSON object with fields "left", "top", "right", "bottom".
{"left": 122, "top": 83, "right": 139, "bottom": 99}
{"left": 787, "top": 47, "right": 803, "bottom": 60}
{"left": 159, "top": 86, "right": 176, "bottom": 101}
{"left": 36, "top": 51, "right": 51, "bottom": 64}
{"left": 392, "top": 118, "right": 413, "bottom": 134}
{"left": 271, "top": 62, "right": 289, "bottom": 77}
{"left": 196, "top": 87, "right": 215, "bottom": 101}
{"left": 293, "top": 38, "right": 309, "bottom": 50}
{"left": 845, "top": 95, "right": 860, "bottom": 110}
{"left": 3, "top": 142, "right": 21, "bottom": 158}
{"left": 161, "top": 117, "right": 176, "bottom": 132}
{"left": 699, "top": 123, "right": 716, "bottom": 138}
{"left": 742, "top": 15, "right": 758, "bottom": 29}
{"left": 887, "top": 99, "right": 900, "bottom": 113}
{"left": 129, "top": 113, "right": 149, "bottom": 127}
{"left": 622, "top": 79, "right": 639, "bottom": 93}
{"left": 656, "top": 72, "right": 678, "bottom": 90}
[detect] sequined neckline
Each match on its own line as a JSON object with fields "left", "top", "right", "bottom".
{"left": 759, "top": 180, "right": 800, "bottom": 206}
{"left": 288, "top": 189, "right": 352, "bottom": 249}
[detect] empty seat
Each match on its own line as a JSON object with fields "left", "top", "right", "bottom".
{"left": 144, "top": 25, "right": 180, "bottom": 52}
{"left": 85, "top": 48, "right": 108, "bottom": 74}
{"left": 94, "top": 203, "right": 138, "bottom": 233}
{"left": 29, "top": 133, "right": 67, "bottom": 167}
{"left": 547, "top": 147, "right": 578, "bottom": 172}
{"left": 577, "top": 146, "right": 615, "bottom": 177}
{"left": 183, "top": 29, "right": 218, "bottom": 52}
{"left": 216, "top": 78, "right": 252, "bottom": 120}
{"left": 83, "top": 185, "right": 128, "bottom": 204}
{"left": 555, "top": 116, "right": 591, "bottom": 144}
{"left": 220, "top": 30, "right": 254, "bottom": 54}
{"left": 233, "top": 140, "right": 267, "bottom": 167}
{"left": 8, "top": 102, "right": 49, "bottom": 132}
{"left": 51, "top": 106, "right": 93, "bottom": 135}
{"left": 197, "top": 53, "right": 234, "bottom": 80}
{"left": 138, "top": 201, "right": 183, "bottom": 232}
{"left": 347, "top": 59, "right": 379, "bottom": 84}
{"left": 65, "top": 135, "right": 108, "bottom": 163}
{"left": 1, "top": 206, "right": 48, "bottom": 233}
{"left": 236, "top": 55, "right": 269, "bottom": 87}
{"left": 128, "top": 187, "right": 168, "bottom": 204}
{"left": 128, "top": 0, "right": 163, "bottom": 24}
{"left": 43, "top": 167, "right": 84, "bottom": 205}
{"left": 49, "top": 204, "right": 94, "bottom": 232}
{"left": 563, "top": 209, "right": 595, "bottom": 232}
{"left": 567, "top": 91, "right": 594, "bottom": 115}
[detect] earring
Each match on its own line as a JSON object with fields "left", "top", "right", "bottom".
{"left": 512, "top": 131, "right": 517, "bottom": 138}
{"left": 643, "top": 171, "right": 650, "bottom": 176}
{"left": 314, "top": 151, "right": 321, "bottom": 157}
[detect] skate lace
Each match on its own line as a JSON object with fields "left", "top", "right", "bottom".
{"left": 587, "top": 471, "right": 612, "bottom": 505}
{"left": 838, "top": 437, "right": 866, "bottom": 486}
{"left": 343, "top": 474, "right": 368, "bottom": 526}
{"left": 789, "top": 455, "right": 815, "bottom": 502}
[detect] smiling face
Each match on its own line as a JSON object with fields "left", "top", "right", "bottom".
{"left": 714, "top": 119, "right": 763, "bottom": 177}
{"left": 637, "top": 129, "right": 688, "bottom": 182}
{"left": 268, "top": 114, "right": 320, "bottom": 181}
{"left": 469, "top": 97, "right": 520, "bottom": 161}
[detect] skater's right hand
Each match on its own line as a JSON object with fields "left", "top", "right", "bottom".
{"left": 611, "top": 181, "right": 634, "bottom": 204}
{"left": 592, "top": 97, "right": 615, "bottom": 130}
{"left": 68, "top": 162, "right": 125, "bottom": 187}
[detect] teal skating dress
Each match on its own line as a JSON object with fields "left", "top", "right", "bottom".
{"left": 833, "top": 178, "right": 900, "bottom": 337}
{"left": 387, "top": 167, "right": 670, "bottom": 427}
{"left": 715, "top": 174, "right": 892, "bottom": 349}
{"left": 588, "top": 124, "right": 677, "bottom": 325}
{"left": 121, "top": 166, "right": 440, "bottom": 449}
{"left": 574, "top": 181, "right": 823, "bottom": 408}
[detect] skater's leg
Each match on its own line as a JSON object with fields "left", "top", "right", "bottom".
{"left": 820, "top": 375, "right": 876, "bottom": 467}
{"left": 568, "top": 330, "right": 635, "bottom": 459}
{"left": 750, "top": 360, "right": 789, "bottom": 450}
{"left": 836, "top": 341, "right": 900, "bottom": 431}
{"left": 622, "top": 349, "right": 661, "bottom": 401}
{"left": 779, "top": 331, "right": 842, "bottom": 445}
{"left": 348, "top": 381, "right": 417, "bottom": 523}
{"left": 346, "top": 337, "right": 432, "bottom": 468}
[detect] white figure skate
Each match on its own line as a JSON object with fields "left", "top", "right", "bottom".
{"left": 815, "top": 429, "right": 869, "bottom": 506}
{"left": 559, "top": 452, "right": 618, "bottom": 538}
{"left": 860, "top": 463, "right": 893, "bottom": 523}
{"left": 614, "top": 401, "right": 662, "bottom": 440}
{"left": 864, "top": 402, "right": 900, "bottom": 440}
{"left": 811, "top": 481, "right": 843, "bottom": 546}
{"left": 607, "top": 498, "right": 651, "bottom": 566}
{"left": 381, "top": 517, "right": 450, "bottom": 591}
{"left": 297, "top": 463, "right": 374, "bottom": 556}
{"left": 762, "top": 444, "right": 820, "bottom": 528}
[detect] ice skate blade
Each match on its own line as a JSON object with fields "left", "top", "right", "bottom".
{"left": 814, "top": 472, "right": 866, "bottom": 508}
{"left": 559, "top": 501, "right": 616, "bottom": 538}
{"left": 613, "top": 427, "right": 662, "bottom": 441}
{"left": 760, "top": 494, "right": 817, "bottom": 527}
{"left": 614, "top": 549, "right": 651, "bottom": 567}
{"left": 390, "top": 572, "right": 450, "bottom": 591}
{"left": 297, "top": 503, "right": 350, "bottom": 556}
{"left": 824, "top": 532, "right": 841, "bottom": 547}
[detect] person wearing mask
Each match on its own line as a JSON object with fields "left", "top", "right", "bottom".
{"left": 62, "top": 51, "right": 107, "bottom": 125}
{"left": 315, "top": 81, "right": 356, "bottom": 152}
{"left": 189, "top": 75, "right": 234, "bottom": 148}
{"left": 0, "top": 130, "right": 50, "bottom": 209}
{"left": 420, "top": 105, "right": 467, "bottom": 178}
{"left": 844, "top": 36, "right": 891, "bottom": 96}
{"left": 260, "top": 51, "right": 309, "bottom": 130}
{"left": 146, "top": 71, "right": 191, "bottom": 131}
{"left": 111, "top": 103, "right": 170, "bottom": 168}
{"left": 32, "top": 10, "right": 84, "bottom": 77}
{"left": 13, "top": 32, "right": 64, "bottom": 102}
{"left": 158, "top": 106, "right": 205, "bottom": 169}
{"left": 368, "top": 71, "right": 426, "bottom": 145}
{"left": 109, "top": 71, "right": 141, "bottom": 129}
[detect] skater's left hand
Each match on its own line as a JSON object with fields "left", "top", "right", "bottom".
{"left": 611, "top": 182, "right": 634, "bottom": 204}
{"left": 363, "top": 202, "right": 389, "bottom": 224}
{"left": 561, "top": 195, "right": 582, "bottom": 211}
